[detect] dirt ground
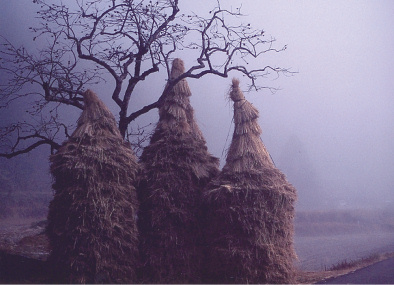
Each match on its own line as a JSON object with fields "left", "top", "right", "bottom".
{"left": 0, "top": 219, "right": 49, "bottom": 283}
{"left": 0, "top": 218, "right": 393, "bottom": 284}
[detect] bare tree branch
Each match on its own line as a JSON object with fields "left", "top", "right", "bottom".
{"left": 0, "top": 0, "right": 293, "bottom": 158}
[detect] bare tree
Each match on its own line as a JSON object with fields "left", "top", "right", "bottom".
{"left": 0, "top": 0, "right": 292, "bottom": 158}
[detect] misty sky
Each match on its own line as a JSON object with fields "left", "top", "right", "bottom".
{"left": 1, "top": 1, "right": 393, "bottom": 210}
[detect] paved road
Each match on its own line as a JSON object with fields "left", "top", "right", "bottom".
{"left": 318, "top": 257, "right": 394, "bottom": 284}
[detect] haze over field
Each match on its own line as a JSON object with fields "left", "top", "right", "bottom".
{"left": 0, "top": 1, "right": 393, "bottom": 211}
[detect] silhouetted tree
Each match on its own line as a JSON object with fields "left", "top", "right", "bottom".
{"left": 0, "top": 0, "right": 291, "bottom": 158}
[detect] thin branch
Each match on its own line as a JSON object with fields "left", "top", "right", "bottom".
{"left": 0, "top": 139, "right": 60, "bottom": 159}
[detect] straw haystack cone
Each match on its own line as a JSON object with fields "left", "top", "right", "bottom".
{"left": 138, "top": 58, "right": 220, "bottom": 283}
{"left": 47, "top": 90, "right": 139, "bottom": 283}
{"left": 202, "top": 79, "right": 297, "bottom": 284}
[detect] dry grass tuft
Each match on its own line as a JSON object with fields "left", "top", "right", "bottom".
{"left": 47, "top": 90, "right": 139, "bottom": 283}
{"left": 137, "top": 58, "right": 220, "bottom": 283}
{"left": 202, "top": 79, "right": 297, "bottom": 284}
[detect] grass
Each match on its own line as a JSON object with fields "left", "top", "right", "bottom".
{"left": 328, "top": 254, "right": 381, "bottom": 271}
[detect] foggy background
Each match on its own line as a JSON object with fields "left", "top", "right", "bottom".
{"left": 1, "top": 0, "right": 393, "bottom": 211}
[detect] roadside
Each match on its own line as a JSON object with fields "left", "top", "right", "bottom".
{"left": 296, "top": 252, "right": 394, "bottom": 284}
{"left": 318, "top": 256, "right": 394, "bottom": 284}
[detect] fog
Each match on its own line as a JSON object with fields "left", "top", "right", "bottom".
{"left": 1, "top": 1, "right": 393, "bottom": 211}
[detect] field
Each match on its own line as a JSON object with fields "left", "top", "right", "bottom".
{"left": 295, "top": 232, "right": 394, "bottom": 271}
{"left": 294, "top": 208, "right": 394, "bottom": 271}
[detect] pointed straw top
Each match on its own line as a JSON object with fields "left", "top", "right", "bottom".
{"left": 170, "top": 58, "right": 185, "bottom": 79}
{"left": 169, "top": 58, "right": 192, "bottom": 98}
{"left": 230, "top": 78, "right": 245, "bottom": 101}
{"left": 72, "top": 89, "right": 121, "bottom": 138}
{"left": 225, "top": 79, "right": 274, "bottom": 173}
{"left": 158, "top": 58, "right": 203, "bottom": 139}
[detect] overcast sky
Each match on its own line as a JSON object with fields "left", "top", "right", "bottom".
{"left": 1, "top": 1, "right": 393, "bottom": 210}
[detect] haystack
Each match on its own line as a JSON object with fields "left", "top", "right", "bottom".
{"left": 202, "top": 79, "right": 297, "bottom": 284}
{"left": 47, "top": 90, "right": 139, "bottom": 283}
{"left": 137, "top": 58, "right": 220, "bottom": 283}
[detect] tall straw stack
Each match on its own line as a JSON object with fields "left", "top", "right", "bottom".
{"left": 47, "top": 90, "right": 139, "bottom": 283}
{"left": 138, "top": 58, "right": 220, "bottom": 283}
{"left": 202, "top": 79, "right": 297, "bottom": 284}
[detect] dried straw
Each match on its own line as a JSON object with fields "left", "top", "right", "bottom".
{"left": 47, "top": 90, "right": 139, "bottom": 283}
{"left": 202, "top": 79, "right": 297, "bottom": 284}
{"left": 137, "top": 58, "right": 220, "bottom": 283}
